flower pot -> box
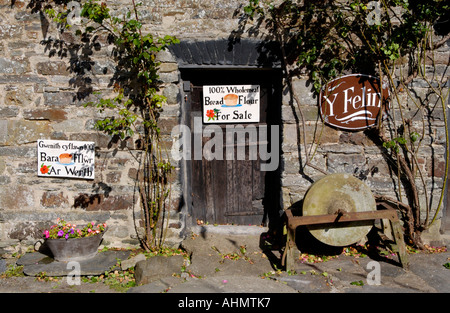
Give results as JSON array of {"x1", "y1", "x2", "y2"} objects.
[{"x1": 45, "y1": 231, "x2": 105, "y2": 262}]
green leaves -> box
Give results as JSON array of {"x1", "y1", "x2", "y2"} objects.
[
  {"x1": 381, "y1": 42, "x2": 400, "y2": 61},
  {"x1": 248, "y1": 0, "x2": 448, "y2": 96},
  {"x1": 383, "y1": 136, "x2": 406, "y2": 153},
  {"x1": 71, "y1": 0, "x2": 178, "y2": 250},
  {"x1": 382, "y1": 132, "x2": 421, "y2": 153},
  {"x1": 243, "y1": 0, "x2": 262, "y2": 18},
  {"x1": 80, "y1": 0, "x2": 110, "y2": 24},
  {"x1": 78, "y1": 0, "x2": 179, "y2": 145},
  {"x1": 410, "y1": 132, "x2": 420, "y2": 143},
  {"x1": 350, "y1": 280, "x2": 364, "y2": 286}
]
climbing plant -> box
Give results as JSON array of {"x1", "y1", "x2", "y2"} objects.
[
  {"x1": 30, "y1": 0, "x2": 179, "y2": 251},
  {"x1": 240, "y1": 0, "x2": 450, "y2": 248}
]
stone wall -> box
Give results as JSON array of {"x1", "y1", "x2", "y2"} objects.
[
  {"x1": 0, "y1": 0, "x2": 193, "y2": 252},
  {"x1": 281, "y1": 74, "x2": 449, "y2": 233},
  {"x1": 0, "y1": 0, "x2": 448, "y2": 253}
]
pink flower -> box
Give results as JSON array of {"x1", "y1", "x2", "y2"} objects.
[
  {"x1": 88, "y1": 229, "x2": 92, "y2": 233},
  {"x1": 43, "y1": 230, "x2": 49, "y2": 239}
]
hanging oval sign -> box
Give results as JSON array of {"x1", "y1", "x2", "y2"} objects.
[{"x1": 319, "y1": 74, "x2": 389, "y2": 130}]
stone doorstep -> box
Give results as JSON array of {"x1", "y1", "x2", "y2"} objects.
[
  {"x1": 17, "y1": 250, "x2": 131, "y2": 277},
  {"x1": 190, "y1": 225, "x2": 268, "y2": 236}
]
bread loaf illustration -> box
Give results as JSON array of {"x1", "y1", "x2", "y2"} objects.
[
  {"x1": 59, "y1": 153, "x2": 73, "y2": 164},
  {"x1": 223, "y1": 93, "x2": 239, "y2": 106}
]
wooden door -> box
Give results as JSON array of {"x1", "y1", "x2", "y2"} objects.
[{"x1": 185, "y1": 70, "x2": 280, "y2": 226}]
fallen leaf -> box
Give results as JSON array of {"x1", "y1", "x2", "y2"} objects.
[{"x1": 350, "y1": 280, "x2": 364, "y2": 286}]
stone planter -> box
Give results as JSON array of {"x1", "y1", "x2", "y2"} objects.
[{"x1": 45, "y1": 230, "x2": 105, "y2": 262}]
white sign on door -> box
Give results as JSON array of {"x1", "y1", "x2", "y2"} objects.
[
  {"x1": 203, "y1": 85, "x2": 260, "y2": 124},
  {"x1": 38, "y1": 139, "x2": 95, "y2": 179}
]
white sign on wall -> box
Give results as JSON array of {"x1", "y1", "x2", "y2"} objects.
[
  {"x1": 37, "y1": 139, "x2": 95, "y2": 179},
  {"x1": 203, "y1": 85, "x2": 260, "y2": 124}
]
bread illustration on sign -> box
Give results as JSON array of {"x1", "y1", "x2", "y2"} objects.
[
  {"x1": 59, "y1": 153, "x2": 73, "y2": 164},
  {"x1": 223, "y1": 93, "x2": 239, "y2": 107}
]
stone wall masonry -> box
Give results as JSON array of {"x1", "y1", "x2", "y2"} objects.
[
  {"x1": 0, "y1": 0, "x2": 188, "y2": 253},
  {"x1": 281, "y1": 72, "x2": 449, "y2": 226},
  {"x1": 0, "y1": 0, "x2": 448, "y2": 253}
]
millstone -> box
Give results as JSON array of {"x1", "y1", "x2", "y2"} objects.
[{"x1": 302, "y1": 173, "x2": 376, "y2": 246}]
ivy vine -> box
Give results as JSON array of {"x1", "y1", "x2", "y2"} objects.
[{"x1": 240, "y1": 0, "x2": 450, "y2": 248}]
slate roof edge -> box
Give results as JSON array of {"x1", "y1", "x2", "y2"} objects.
[{"x1": 169, "y1": 39, "x2": 282, "y2": 69}]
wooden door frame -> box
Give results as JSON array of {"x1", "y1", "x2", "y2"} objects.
[
  {"x1": 444, "y1": 105, "x2": 450, "y2": 233},
  {"x1": 179, "y1": 68, "x2": 282, "y2": 229}
]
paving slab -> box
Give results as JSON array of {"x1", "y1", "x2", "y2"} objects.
[
  {"x1": 17, "y1": 250, "x2": 131, "y2": 276},
  {"x1": 407, "y1": 252, "x2": 450, "y2": 292},
  {"x1": 276, "y1": 274, "x2": 332, "y2": 292},
  {"x1": 1, "y1": 229, "x2": 449, "y2": 294},
  {"x1": 127, "y1": 230, "x2": 450, "y2": 294},
  {"x1": 168, "y1": 275, "x2": 298, "y2": 293},
  {"x1": 0, "y1": 275, "x2": 119, "y2": 293},
  {"x1": 129, "y1": 275, "x2": 298, "y2": 293},
  {"x1": 128, "y1": 276, "x2": 184, "y2": 293},
  {"x1": 0, "y1": 259, "x2": 6, "y2": 274},
  {"x1": 282, "y1": 251, "x2": 450, "y2": 293}
]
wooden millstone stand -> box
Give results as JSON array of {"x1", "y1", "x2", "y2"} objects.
[{"x1": 281, "y1": 174, "x2": 409, "y2": 271}]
